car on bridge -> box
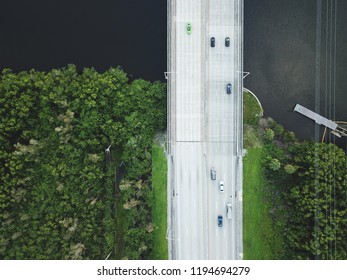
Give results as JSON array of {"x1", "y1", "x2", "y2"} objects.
[
  {"x1": 226, "y1": 83, "x2": 232, "y2": 94},
  {"x1": 210, "y1": 37, "x2": 215, "y2": 47},
  {"x1": 218, "y1": 215, "x2": 223, "y2": 227},
  {"x1": 219, "y1": 181, "x2": 224, "y2": 192},
  {"x1": 225, "y1": 37, "x2": 230, "y2": 47},
  {"x1": 210, "y1": 168, "x2": 216, "y2": 180},
  {"x1": 226, "y1": 203, "x2": 232, "y2": 219},
  {"x1": 186, "y1": 23, "x2": 192, "y2": 34}
]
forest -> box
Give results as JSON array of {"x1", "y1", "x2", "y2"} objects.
[
  {"x1": 1, "y1": 65, "x2": 346, "y2": 260},
  {"x1": 261, "y1": 121, "x2": 347, "y2": 259},
  {"x1": 0, "y1": 65, "x2": 166, "y2": 259}
]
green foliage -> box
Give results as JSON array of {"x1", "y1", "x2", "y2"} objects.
[
  {"x1": 284, "y1": 142, "x2": 347, "y2": 259},
  {"x1": 243, "y1": 125, "x2": 263, "y2": 149},
  {"x1": 260, "y1": 120, "x2": 347, "y2": 259},
  {"x1": 268, "y1": 158, "x2": 281, "y2": 171},
  {"x1": 263, "y1": 128, "x2": 275, "y2": 142},
  {"x1": 119, "y1": 179, "x2": 154, "y2": 259},
  {"x1": 151, "y1": 143, "x2": 168, "y2": 259},
  {"x1": 0, "y1": 65, "x2": 166, "y2": 259},
  {"x1": 120, "y1": 80, "x2": 166, "y2": 180},
  {"x1": 245, "y1": 111, "x2": 347, "y2": 260},
  {"x1": 272, "y1": 123, "x2": 284, "y2": 137},
  {"x1": 267, "y1": 119, "x2": 297, "y2": 144},
  {"x1": 243, "y1": 148, "x2": 287, "y2": 259},
  {"x1": 284, "y1": 164, "x2": 297, "y2": 174},
  {"x1": 263, "y1": 142, "x2": 287, "y2": 178},
  {"x1": 283, "y1": 131, "x2": 297, "y2": 143},
  {"x1": 243, "y1": 91, "x2": 263, "y2": 125}
]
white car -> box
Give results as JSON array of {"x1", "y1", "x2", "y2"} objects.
[{"x1": 219, "y1": 181, "x2": 224, "y2": 192}]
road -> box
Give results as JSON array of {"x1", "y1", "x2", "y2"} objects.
[{"x1": 167, "y1": 0, "x2": 243, "y2": 260}]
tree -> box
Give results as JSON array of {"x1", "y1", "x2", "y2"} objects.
[
  {"x1": 284, "y1": 142, "x2": 347, "y2": 259},
  {"x1": 264, "y1": 128, "x2": 275, "y2": 142},
  {"x1": 268, "y1": 158, "x2": 281, "y2": 171},
  {"x1": 0, "y1": 65, "x2": 166, "y2": 259},
  {"x1": 284, "y1": 164, "x2": 298, "y2": 174}
]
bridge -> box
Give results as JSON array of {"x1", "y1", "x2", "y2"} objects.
[{"x1": 167, "y1": 0, "x2": 244, "y2": 260}]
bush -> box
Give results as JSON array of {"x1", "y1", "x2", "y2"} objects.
[
  {"x1": 284, "y1": 164, "x2": 297, "y2": 174},
  {"x1": 273, "y1": 124, "x2": 285, "y2": 137},
  {"x1": 268, "y1": 158, "x2": 281, "y2": 171},
  {"x1": 264, "y1": 128, "x2": 275, "y2": 142}
]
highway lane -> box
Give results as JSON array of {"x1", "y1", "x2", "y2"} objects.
[
  {"x1": 174, "y1": 143, "x2": 208, "y2": 259},
  {"x1": 206, "y1": 0, "x2": 237, "y2": 260},
  {"x1": 167, "y1": 0, "x2": 243, "y2": 260},
  {"x1": 175, "y1": 0, "x2": 203, "y2": 142},
  {"x1": 171, "y1": 0, "x2": 207, "y2": 260}
]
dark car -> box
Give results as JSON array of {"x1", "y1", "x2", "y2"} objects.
[
  {"x1": 226, "y1": 83, "x2": 232, "y2": 94},
  {"x1": 225, "y1": 37, "x2": 230, "y2": 47},
  {"x1": 210, "y1": 37, "x2": 215, "y2": 47},
  {"x1": 218, "y1": 215, "x2": 223, "y2": 227}
]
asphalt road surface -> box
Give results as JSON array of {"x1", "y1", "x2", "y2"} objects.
[{"x1": 167, "y1": 0, "x2": 243, "y2": 260}]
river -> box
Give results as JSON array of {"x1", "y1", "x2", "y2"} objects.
[
  {"x1": 0, "y1": 0, "x2": 345, "y2": 148},
  {"x1": 244, "y1": 0, "x2": 347, "y2": 148}
]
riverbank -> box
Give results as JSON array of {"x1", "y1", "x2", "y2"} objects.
[{"x1": 243, "y1": 90, "x2": 286, "y2": 259}]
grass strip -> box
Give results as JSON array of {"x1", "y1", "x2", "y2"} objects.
[{"x1": 151, "y1": 144, "x2": 168, "y2": 259}]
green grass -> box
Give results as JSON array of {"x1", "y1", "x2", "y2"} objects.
[
  {"x1": 243, "y1": 148, "x2": 285, "y2": 259},
  {"x1": 242, "y1": 91, "x2": 287, "y2": 259},
  {"x1": 243, "y1": 148, "x2": 270, "y2": 259},
  {"x1": 243, "y1": 91, "x2": 263, "y2": 125},
  {"x1": 243, "y1": 90, "x2": 264, "y2": 149},
  {"x1": 243, "y1": 125, "x2": 262, "y2": 148},
  {"x1": 151, "y1": 144, "x2": 168, "y2": 259}
]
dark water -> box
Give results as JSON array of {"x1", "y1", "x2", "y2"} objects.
[
  {"x1": 0, "y1": 0, "x2": 346, "y2": 147},
  {"x1": 0, "y1": 0, "x2": 167, "y2": 82},
  {"x1": 244, "y1": 0, "x2": 347, "y2": 148}
]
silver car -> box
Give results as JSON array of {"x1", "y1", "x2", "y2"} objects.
[
  {"x1": 226, "y1": 203, "x2": 232, "y2": 219},
  {"x1": 210, "y1": 168, "x2": 216, "y2": 180}
]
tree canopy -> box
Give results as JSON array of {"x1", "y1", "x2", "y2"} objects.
[
  {"x1": 0, "y1": 65, "x2": 166, "y2": 259},
  {"x1": 260, "y1": 119, "x2": 347, "y2": 259},
  {"x1": 285, "y1": 142, "x2": 347, "y2": 259}
]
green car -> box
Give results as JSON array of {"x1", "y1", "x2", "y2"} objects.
[{"x1": 186, "y1": 23, "x2": 192, "y2": 34}]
